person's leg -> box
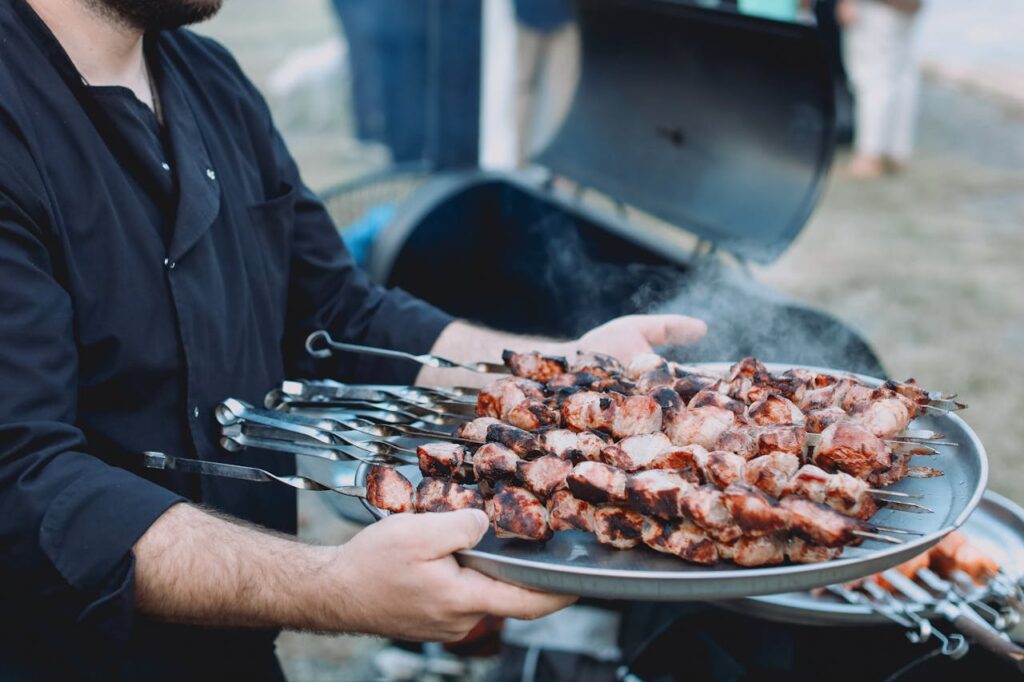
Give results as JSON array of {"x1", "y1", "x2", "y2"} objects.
[
  {"x1": 528, "y1": 22, "x2": 581, "y2": 159},
  {"x1": 886, "y1": 12, "x2": 921, "y2": 168},
  {"x1": 516, "y1": 26, "x2": 545, "y2": 163},
  {"x1": 843, "y1": 2, "x2": 898, "y2": 177}
]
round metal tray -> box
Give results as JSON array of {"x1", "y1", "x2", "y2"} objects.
[
  {"x1": 342, "y1": 363, "x2": 988, "y2": 601},
  {"x1": 722, "y1": 490, "x2": 1024, "y2": 625}
]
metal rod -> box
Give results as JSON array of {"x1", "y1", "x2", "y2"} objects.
[{"x1": 304, "y1": 330, "x2": 510, "y2": 374}]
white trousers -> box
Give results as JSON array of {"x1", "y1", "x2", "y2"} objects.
[{"x1": 843, "y1": 2, "x2": 921, "y2": 160}]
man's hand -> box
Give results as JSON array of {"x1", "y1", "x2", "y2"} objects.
[
  {"x1": 331, "y1": 509, "x2": 577, "y2": 641},
  {"x1": 568, "y1": 314, "x2": 707, "y2": 367}
]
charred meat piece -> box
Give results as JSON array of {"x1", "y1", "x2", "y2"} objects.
[
  {"x1": 472, "y1": 442, "x2": 521, "y2": 482},
  {"x1": 765, "y1": 369, "x2": 812, "y2": 404},
  {"x1": 414, "y1": 477, "x2": 485, "y2": 513},
  {"x1": 635, "y1": 367, "x2": 676, "y2": 394},
  {"x1": 486, "y1": 423, "x2": 545, "y2": 457},
  {"x1": 547, "y1": 372, "x2": 604, "y2": 392},
  {"x1": 664, "y1": 405, "x2": 736, "y2": 450},
  {"x1": 455, "y1": 416, "x2": 503, "y2": 442},
  {"x1": 416, "y1": 442, "x2": 468, "y2": 479},
  {"x1": 930, "y1": 530, "x2": 999, "y2": 584},
  {"x1": 688, "y1": 389, "x2": 745, "y2": 417},
  {"x1": 365, "y1": 465, "x2": 415, "y2": 513},
  {"x1": 592, "y1": 506, "x2": 645, "y2": 549},
  {"x1": 566, "y1": 461, "x2": 628, "y2": 505},
  {"x1": 782, "y1": 464, "x2": 878, "y2": 521},
  {"x1": 813, "y1": 420, "x2": 891, "y2": 480},
  {"x1": 570, "y1": 351, "x2": 625, "y2": 378},
  {"x1": 601, "y1": 432, "x2": 672, "y2": 471},
  {"x1": 867, "y1": 450, "x2": 910, "y2": 487},
  {"x1": 717, "y1": 535, "x2": 785, "y2": 567},
  {"x1": 516, "y1": 455, "x2": 572, "y2": 499},
  {"x1": 804, "y1": 407, "x2": 848, "y2": 434},
  {"x1": 754, "y1": 425, "x2": 806, "y2": 457},
  {"x1": 721, "y1": 483, "x2": 791, "y2": 537},
  {"x1": 642, "y1": 518, "x2": 719, "y2": 564},
  {"x1": 785, "y1": 536, "x2": 842, "y2": 563},
  {"x1": 699, "y1": 450, "x2": 747, "y2": 489},
  {"x1": 728, "y1": 356, "x2": 771, "y2": 386},
  {"x1": 610, "y1": 394, "x2": 663, "y2": 439},
  {"x1": 547, "y1": 490, "x2": 596, "y2": 532},
  {"x1": 849, "y1": 397, "x2": 913, "y2": 440},
  {"x1": 672, "y1": 374, "x2": 718, "y2": 402},
  {"x1": 577, "y1": 431, "x2": 611, "y2": 461},
  {"x1": 625, "y1": 469, "x2": 694, "y2": 519},
  {"x1": 679, "y1": 485, "x2": 742, "y2": 543},
  {"x1": 627, "y1": 353, "x2": 670, "y2": 380},
  {"x1": 779, "y1": 496, "x2": 867, "y2": 548},
  {"x1": 562, "y1": 391, "x2": 618, "y2": 433},
  {"x1": 883, "y1": 378, "x2": 930, "y2": 415},
  {"x1": 647, "y1": 444, "x2": 706, "y2": 472},
  {"x1": 743, "y1": 451, "x2": 800, "y2": 498},
  {"x1": 714, "y1": 427, "x2": 760, "y2": 460},
  {"x1": 798, "y1": 376, "x2": 857, "y2": 412},
  {"x1": 502, "y1": 350, "x2": 568, "y2": 383},
  {"x1": 647, "y1": 385, "x2": 684, "y2": 418},
  {"x1": 505, "y1": 398, "x2": 562, "y2": 431},
  {"x1": 746, "y1": 393, "x2": 805, "y2": 427},
  {"x1": 476, "y1": 377, "x2": 545, "y2": 419},
  {"x1": 839, "y1": 382, "x2": 877, "y2": 413},
  {"x1": 539, "y1": 428, "x2": 583, "y2": 460},
  {"x1": 487, "y1": 483, "x2": 552, "y2": 541}
]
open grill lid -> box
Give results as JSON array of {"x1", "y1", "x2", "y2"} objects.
[{"x1": 534, "y1": 0, "x2": 835, "y2": 264}]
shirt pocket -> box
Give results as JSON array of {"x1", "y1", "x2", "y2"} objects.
[{"x1": 246, "y1": 182, "x2": 296, "y2": 318}]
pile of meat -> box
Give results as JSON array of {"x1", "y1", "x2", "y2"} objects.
[{"x1": 365, "y1": 352, "x2": 944, "y2": 568}]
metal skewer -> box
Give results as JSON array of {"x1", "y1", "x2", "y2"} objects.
[{"x1": 305, "y1": 330, "x2": 511, "y2": 374}]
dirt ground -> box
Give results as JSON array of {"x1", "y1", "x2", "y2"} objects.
[{"x1": 196, "y1": 2, "x2": 1024, "y2": 679}]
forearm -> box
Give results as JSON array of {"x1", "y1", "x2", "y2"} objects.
[
  {"x1": 133, "y1": 503, "x2": 342, "y2": 631},
  {"x1": 416, "y1": 320, "x2": 568, "y2": 388}
]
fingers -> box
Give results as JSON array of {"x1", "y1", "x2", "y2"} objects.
[
  {"x1": 381, "y1": 509, "x2": 490, "y2": 559},
  {"x1": 456, "y1": 568, "x2": 578, "y2": 620},
  {"x1": 630, "y1": 314, "x2": 707, "y2": 346}
]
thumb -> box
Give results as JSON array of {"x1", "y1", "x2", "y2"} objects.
[
  {"x1": 635, "y1": 314, "x2": 707, "y2": 346},
  {"x1": 406, "y1": 508, "x2": 490, "y2": 559}
]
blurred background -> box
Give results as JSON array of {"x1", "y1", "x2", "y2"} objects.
[{"x1": 198, "y1": 0, "x2": 1022, "y2": 678}]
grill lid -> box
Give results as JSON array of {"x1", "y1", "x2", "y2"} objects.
[{"x1": 534, "y1": 0, "x2": 835, "y2": 264}]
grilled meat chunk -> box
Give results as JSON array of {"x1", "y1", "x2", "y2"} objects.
[
  {"x1": 570, "y1": 351, "x2": 625, "y2": 378},
  {"x1": 365, "y1": 465, "x2": 415, "y2": 513},
  {"x1": 476, "y1": 377, "x2": 545, "y2": 419},
  {"x1": 717, "y1": 535, "x2": 785, "y2": 567},
  {"x1": 486, "y1": 423, "x2": 544, "y2": 457},
  {"x1": 688, "y1": 389, "x2": 745, "y2": 417},
  {"x1": 779, "y1": 496, "x2": 867, "y2": 547},
  {"x1": 487, "y1": 484, "x2": 552, "y2": 541},
  {"x1": 728, "y1": 356, "x2": 771, "y2": 386},
  {"x1": 472, "y1": 442, "x2": 521, "y2": 482},
  {"x1": 714, "y1": 427, "x2": 760, "y2": 460},
  {"x1": 502, "y1": 350, "x2": 568, "y2": 382},
  {"x1": 539, "y1": 428, "x2": 584, "y2": 460},
  {"x1": 785, "y1": 536, "x2": 843, "y2": 563},
  {"x1": 516, "y1": 455, "x2": 572, "y2": 499},
  {"x1": 625, "y1": 469, "x2": 694, "y2": 519},
  {"x1": 672, "y1": 374, "x2": 717, "y2": 402},
  {"x1": 679, "y1": 485, "x2": 742, "y2": 543},
  {"x1": 753, "y1": 425, "x2": 806, "y2": 457},
  {"x1": 566, "y1": 461, "x2": 628, "y2": 505},
  {"x1": 414, "y1": 477, "x2": 485, "y2": 513},
  {"x1": 635, "y1": 367, "x2": 676, "y2": 394},
  {"x1": 746, "y1": 393, "x2": 805, "y2": 427},
  {"x1": 593, "y1": 506, "x2": 644, "y2": 549},
  {"x1": 743, "y1": 451, "x2": 800, "y2": 498},
  {"x1": 642, "y1": 518, "x2": 719, "y2": 564},
  {"x1": 416, "y1": 442, "x2": 468, "y2": 479},
  {"x1": 664, "y1": 406, "x2": 735, "y2": 450},
  {"x1": 849, "y1": 397, "x2": 913, "y2": 439},
  {"x1": 562, "y1": 391, "x2": 618, "y2": 433},
  {"x1": 699, "y1": 450, "x2": 747, "y2": 489},
  {"x1": 455, "y1": 417, "x2": 503, "y2": 442},
  {"x1": 721, "y1": 483, "x2": 791, "y2": 537},
  {"x1": 547, "y1": 372, "x2": 604, "y2": 392},
  {"x1": 813, "y1": 420, "x2": 891, "y2": 480},
  {"x1": 804, "y1": 407, "x2": 847, "y2": 434},
  {"x1": 600, "y1": 432, "x2": 672, "y2": 472},
  {"x1": 609, "y1": 394, "x2": 662, "y2": 439},
  {"x1": 647, "y1": 385, "x2": 684, "y2": 418},
  {"x1": 782, "y1": 464, "x2": 877, "y2": 520},
  {"x1": 627, "y1": 353, "x2": 670, "y2": 379},
  {"x1": 547, "y1": 490, "x2": 596, "y2": 532},
  {"x1": 505, "y1": 398, "x2": 562, "y2": 431}
]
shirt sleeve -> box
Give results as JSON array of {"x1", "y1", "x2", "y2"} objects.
[
  {"x1": 0, "y1": 175, "x2": 185, "y2": 650},
  {"x1": 268, "y1": 124, "x2": 455, "y2": 385}
]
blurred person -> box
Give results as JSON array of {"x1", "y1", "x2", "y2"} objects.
[
  {"x1": 513, "y1": 0, "x2": 580, "y2": 163},
  {"x1": 838, "y1": 0, "x2": 924, "y2": 177},
  {"x1": 0, "y1": 0, "x2": 710, "y2": 679}
]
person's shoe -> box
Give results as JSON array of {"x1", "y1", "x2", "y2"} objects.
[{"x1": 845, "y1": 155, "x2": 886, "y2": 179}]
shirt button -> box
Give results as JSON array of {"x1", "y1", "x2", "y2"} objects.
[
  {"x1": 161, "y1": 162, "x2": 171, "y2": 171},
  {"x1": 163, "y1": 258, "x2": 176, "y2": 270},
  {"x1": 206, "y1": 168, "x2": 216, "y2": 181},
  {"x1": 193, "y1": 406, "x2": 200, "y2": 418}
]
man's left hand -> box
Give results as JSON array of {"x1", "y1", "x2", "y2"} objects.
[{"x1": 566, "y1": 314, "x2": 707, "y2": 366}]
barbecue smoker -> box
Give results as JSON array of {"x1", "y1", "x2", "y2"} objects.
[{"x1": 362, "y1": 0, "x2": 886, "y2": 377}]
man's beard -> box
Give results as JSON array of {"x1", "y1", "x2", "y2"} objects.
[{"x1": 87, "y1": 0, "x2": 224, "y2": 31}]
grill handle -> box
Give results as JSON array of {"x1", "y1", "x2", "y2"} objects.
[{"x1": 947, "y1": 609, "x2": 1024, "y2": 673}]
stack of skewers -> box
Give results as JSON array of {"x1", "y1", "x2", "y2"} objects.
[{"x1": 221, "y1": 350, "x2": 966, "y2": 569}]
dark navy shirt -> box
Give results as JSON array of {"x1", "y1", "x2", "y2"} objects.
[{"x1": 0, "y1": 1, "x2": 453, "y2": 678}]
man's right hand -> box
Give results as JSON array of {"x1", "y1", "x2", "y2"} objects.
[{"x1": 328, "y1": 509, "x2": 577, "y2": 641}]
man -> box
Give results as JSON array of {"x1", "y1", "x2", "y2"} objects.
[{"x1": 0, "y1": 0, "x2": 707, "y2": 679}]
